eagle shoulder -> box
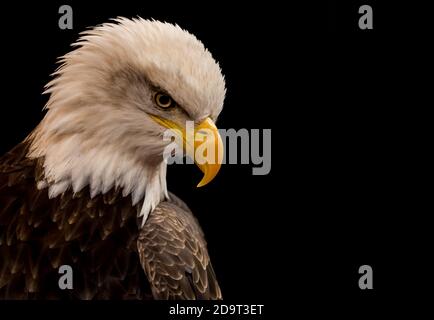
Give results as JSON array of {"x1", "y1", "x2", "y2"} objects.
[{"x1": 138, "y1": 197, "x2": 222, "y2": 300}]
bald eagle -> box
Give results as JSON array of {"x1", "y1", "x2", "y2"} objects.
[{"x1": 0, "y1": 18, "x2": 225, "y2": 300}]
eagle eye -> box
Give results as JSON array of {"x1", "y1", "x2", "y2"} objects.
[{"x1": 154, "y1": 92, "x2": 176, "y2": 109}]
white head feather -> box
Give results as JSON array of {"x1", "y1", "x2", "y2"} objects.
[{"x1": 27, "y1": 18, "x2": 226, "y2": 225}]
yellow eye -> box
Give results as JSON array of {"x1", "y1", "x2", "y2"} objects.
[{"x1": 154, "y1": 92, "x2": 175, "y2": 109}]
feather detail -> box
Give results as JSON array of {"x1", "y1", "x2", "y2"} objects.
[{"x1": 137, "y1": 197, "x2": 222, "y2": 300}]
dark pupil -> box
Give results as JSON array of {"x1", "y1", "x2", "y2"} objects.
[{"x1": 158, "y1": 95, "x2": 171, "y2": 106}]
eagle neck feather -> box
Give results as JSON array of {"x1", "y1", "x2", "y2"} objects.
[{"x1": 26, "y1": 131, "x2": 168, "y2": 226}]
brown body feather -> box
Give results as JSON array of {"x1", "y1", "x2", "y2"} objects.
[{"x1": 0, "y1": 141, "x2": 221, "y2": 299}]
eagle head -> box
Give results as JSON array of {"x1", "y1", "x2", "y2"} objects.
[{"x1": 27, "y1": 18, "x2": 226, "y2": 223}]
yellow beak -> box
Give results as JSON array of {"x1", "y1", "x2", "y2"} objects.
[{"x1": 150, "y1": 116, "x2": 223, "y2": 187}]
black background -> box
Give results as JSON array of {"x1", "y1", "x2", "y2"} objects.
[{"x1": 0, "y1": 0, "x2": 430, "y2": 317}]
